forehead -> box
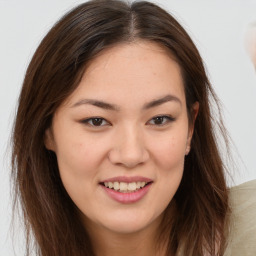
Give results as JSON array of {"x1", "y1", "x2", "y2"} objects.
[{"x1": 66, "y1": 40, "x2": 185, "y2": 107}]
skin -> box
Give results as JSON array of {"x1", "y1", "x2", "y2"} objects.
[
  {"x1": 245, "y1": 25, "x2": 256, "y2": 69},
  {"x1": 45, "y1": 41, "x2": 199, "y2": 256},
  {"x1": 245, "y1": 23, "x2": 256, "y2": 70}
]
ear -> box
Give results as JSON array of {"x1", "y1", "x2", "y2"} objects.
[
  {"x1": 44, "y1": 128, "x2": 55, "y2": 151},
  {"x1": 185, "y1": 102, "x2": 199, "y2": 155}
]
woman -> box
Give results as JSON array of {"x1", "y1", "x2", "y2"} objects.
[{"x1": 12, "y1": 0, "x2": 231, "y2": 255}]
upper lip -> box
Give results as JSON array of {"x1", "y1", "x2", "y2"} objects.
[{"x1": 100, "y1": 176, "x2": 153, "y2": 183}]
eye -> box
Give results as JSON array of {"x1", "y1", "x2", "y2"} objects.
[
  {"x1": 147, "y1": 115, "x2": 175, "y2": 126},
  {"x1": 81, "y1": 117, "x2": 110, "y2": 127}
]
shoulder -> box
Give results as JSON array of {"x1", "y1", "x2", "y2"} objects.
[{"x1": 224, "y1": 179, "x2": 256, "y2": 256}]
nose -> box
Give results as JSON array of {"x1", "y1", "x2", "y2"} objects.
[{"x1": 108, "y1": 126, "x2": 149, "y2": 168}]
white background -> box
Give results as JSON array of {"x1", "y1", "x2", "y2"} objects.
[{"x1": 1, "y1": 0, "x2": 256, "y2": 255}]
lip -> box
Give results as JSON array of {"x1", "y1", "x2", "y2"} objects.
[
  {"x1": 99, "y1": 176, "x2": 153, "y2": 204},
  {"x1": 100, "y1": 182, "x2": 152, "y2": 204},
  {"x1": 101, "y1": 176, "x2": 153, "y2": 183}
]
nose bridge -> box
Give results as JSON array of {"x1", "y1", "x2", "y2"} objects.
[
  {"x1": 121, "y1": 124, "x2": 141, "y2": 151},
  {"x1": 109, "y1": 122, "x2": 149, "y2": 168}
]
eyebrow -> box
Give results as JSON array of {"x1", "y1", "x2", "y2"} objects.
[
  {"x1": 71, "y1": 94, "x2": 181, "y2": 111},
  {"x1": 143, "y1": 94, "x2": 181, "y2": 110},
  {"x1": 71, "y1": 99, "x2": 120, "y2": 111}
]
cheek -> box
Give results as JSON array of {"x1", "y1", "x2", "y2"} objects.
[
  {"x1": 54, "y1": 135, "x2": 107, "y2": 208},
  {"x1": 149, "y1": 131, "x2": 187, "y2": 170},
  {"x1": 148, "y1": 131, "x2": 187, "y2": 209},
  {"x1": 54, "y1": 129, "x2": 106, "y2": 175},
  {"x1": 53, "y1": 135, "x2": 108, "y2": 202}
]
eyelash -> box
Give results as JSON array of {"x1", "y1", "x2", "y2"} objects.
[
  {"x1": 147, "y1": 115, "x2": 175, "y2": 126},
  {"x1": 80, "y1": 115, "x2": 175, "y2": 127},
  {"x1": 80, "y1": 117, "x2": 110, "y2": 127}
]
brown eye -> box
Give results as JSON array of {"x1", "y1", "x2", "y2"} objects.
[
  {"x1": 81, "y1": 117, "x2": 110, "y2": 127},
  {"x1": 91, "y1": 118, "x2": 104, "y2": 126},
  {"x1": 148, "y1": 115, "x2": 175, "y2": 126},
  {"x1": 153, "y1": 117, "x2": 165, "y2": 125}
]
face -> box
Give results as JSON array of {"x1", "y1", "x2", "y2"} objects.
[{"x1": 45, "y1": 41, "x2": 198, "y2": 237}]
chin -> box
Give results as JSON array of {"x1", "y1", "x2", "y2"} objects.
[
  {"x1": 97, "y1": 210, "x2": 162, "y2": 235},
  {"x1": 103, "y1": 221, "x2": 150, "y2": 235}
]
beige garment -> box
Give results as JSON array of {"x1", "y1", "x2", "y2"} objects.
[
  {"x1": 177, "y1": 180, "x2": 256, "y2": 256},
  {"x1": 224, "y1": 179, "x2": 256, "y2": 256}
]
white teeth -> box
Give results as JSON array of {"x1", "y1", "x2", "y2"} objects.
[
  {"x1": 128, "y1": 182, "x2": 136, "y2": 191},
  {"x1": 113, "y1": 182, "x2": 119, "y2": 190},
  {"x1": 120, "y1": 182, "x2": 128, "y2": 191},
  {"x1": 103, "y1": 181, "x2": 149, "y2": 192}
]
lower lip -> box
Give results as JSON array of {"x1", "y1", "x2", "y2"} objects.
[{"x1": 100, "y1": 183, "x2": 152, "y2": 204}]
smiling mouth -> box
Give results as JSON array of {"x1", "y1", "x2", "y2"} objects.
[{"x1": 100, "y1": 181, "x2": 152, "y2": 193}]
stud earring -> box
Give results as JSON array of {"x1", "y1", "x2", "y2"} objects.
[{"x1": 185, "y1": 145, "x2": 190, "y2": 156}]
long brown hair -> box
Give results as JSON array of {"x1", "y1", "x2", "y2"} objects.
[{"x1": 12, "y1": 0, "x2": 230, "y2": 255}]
